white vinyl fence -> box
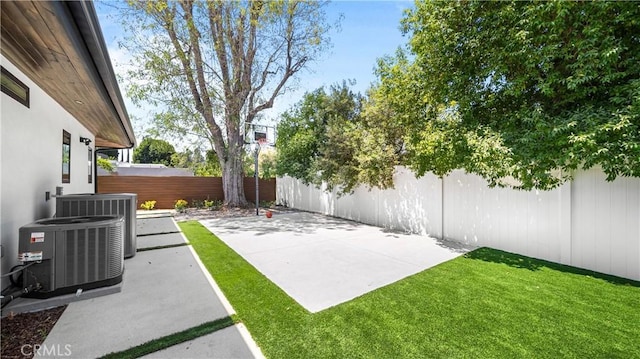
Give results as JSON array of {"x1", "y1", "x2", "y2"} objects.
[{"x1": 277, "y1": 166, "x2": 640, "y2": 281}]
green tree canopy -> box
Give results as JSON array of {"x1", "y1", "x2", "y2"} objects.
[
  {"x1": 383, "y1": 0, "x2": 640, "y2": 190},
  {"x1": 97, "y1": 157, "x2": 115, "y2": 172},
  {"x1": 169, "y1": 147, "x2": 222, "y2": 176},
  {"x1": 273, "y1": 1, "x2": 640, "y2": 193},
  {"x1": 277, "y1": 80, "x2": 406, "y2": 193},
  {"x1": 245, "y1": 149, "x2": 277, "y2": 179},
  {"x1": 133, "y1": 137, "x2": 176, "y2": 166}
]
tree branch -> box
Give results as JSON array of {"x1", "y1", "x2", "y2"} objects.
[
  {"x1": 248, "y1": 3, "x2": 308, "y2": 120},
  {"x1": 179, "y1": 0, "x2": 226, "y2": 154},
  {"x1": 207, "y1": 2, "x2": 232, "y2": 99}
]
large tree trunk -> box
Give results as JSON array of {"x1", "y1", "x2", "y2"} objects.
[
  {"x1": 220, "y1": 128, "x2": 248, "y2": 207},
  {"x1": 222, "y1": 155, "x2": 248, "y2": 207}
]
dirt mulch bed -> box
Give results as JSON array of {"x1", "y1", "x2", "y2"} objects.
[
  {"x1": 1, "y1": 306, "x2": 66, "y2": 359},
  {"x1": 172, "y1": 205, "x2": 294, "y2": 222}
]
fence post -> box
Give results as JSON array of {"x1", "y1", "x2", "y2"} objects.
[{"x1": 559, "y1": 180, "x2": 572, "y2": 265}]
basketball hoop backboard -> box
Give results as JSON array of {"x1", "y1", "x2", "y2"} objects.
[{"x1": 245, "y1": 123, "x2": 276, "y2": 147}]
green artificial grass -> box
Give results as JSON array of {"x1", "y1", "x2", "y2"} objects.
[
  {"x1": 100, "y1": 316, "x2": 236, "y2": 359},
  {"x1": 180, "y1": 221, "x2": 640, "y2": 359}
]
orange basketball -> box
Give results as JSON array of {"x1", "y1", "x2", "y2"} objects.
[{"x1": 265, "y1": 211, "x2": 273, "y2": 218}]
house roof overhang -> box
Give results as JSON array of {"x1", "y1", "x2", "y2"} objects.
[{"x1": 1, "y1": 1, "x2": 135, "y2": 149}]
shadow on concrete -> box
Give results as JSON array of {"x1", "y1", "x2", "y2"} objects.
[
  {"x1": 433, "y1": 237, "x2": 477, "y2": 254},
  {"x1": 205, "y1": 212, "x2": 476, "y2": 257},
  {"x1": 201, "y1": 212, "x2": 363, "y2": 237}
]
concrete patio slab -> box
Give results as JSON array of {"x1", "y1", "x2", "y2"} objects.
[
  {"x1": 201, "y1": 212, "x2": 474, "y2": 313},
  {"x1": 137, "y1": 216, "x2": 181, "y2": 236},
  {"x1": 39, "y1": 246, "x2": 231, "y2": 358},
  {"x1": 140, "y1": 324, "x2": 259, "y2": 359},
  {"x1": 137, "y1": 232, "x2": 187, "y2": 250}
]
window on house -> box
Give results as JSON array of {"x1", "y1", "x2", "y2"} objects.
[
  {"x1": 62, "y1": 130, "x2": 71, "y2": 183},
  {"x1": 88, "y1": 148, "x2": 93, "y2": 183},
  {"x1": 1, "y1": 66, "x2": 29, "y2": 107}
]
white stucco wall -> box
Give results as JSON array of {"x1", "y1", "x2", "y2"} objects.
[{"x1": 1, "y1": 55, "x2": 95, "y2": 289}]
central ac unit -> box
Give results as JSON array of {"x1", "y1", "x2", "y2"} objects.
[
  {"x1": 56, "y1": 193, "x2": 137, "y2": 258},
  {"x1": 18, "y1": 216, "x2": 124, "y2": 298}
]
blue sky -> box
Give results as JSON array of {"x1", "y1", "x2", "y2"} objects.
[{"x1": 95, "y1": 1, "x2": 413, "y2": 136}]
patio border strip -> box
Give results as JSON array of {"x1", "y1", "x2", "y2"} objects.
[
  {"x1": 98, "y1": 316, "x2": 237, "y2": 359},
  {"x1": 136, "y1": 243, "x2": 190, "y2": 252},
  {"x1": 137, "y1": 231, "x2": 181, "y2": 237}
]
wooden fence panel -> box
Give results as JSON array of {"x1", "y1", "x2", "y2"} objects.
[{"x1": 97, "y1": 176, "x2": 275, "y2": 209}]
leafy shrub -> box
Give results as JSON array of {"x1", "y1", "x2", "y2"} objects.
[
  {"x1": 204, "y1": 199, "x2": 223, "y2": 211},
  {"x1": 174, "y1": 199, "x2": 188, "y2": 213},
  {"x1": 191, "y1": 199, "x2": 204, "y2": 209},
  {"x1": 140, "y1": 200, "x2": 156, "y2": 210},
  {"x1": 260, "y1": 200, "x2": 275, "y2": 208}
]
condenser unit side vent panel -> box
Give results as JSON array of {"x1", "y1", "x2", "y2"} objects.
[{"x1": 56, "y1": 194, "x2": 137, "y2": 258}]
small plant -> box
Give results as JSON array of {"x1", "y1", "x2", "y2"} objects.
[
  {"x1": 191, "y1": 199, "x2": 204, "y2": 209},
  {"x1": 203, "y1": 199, "x2": 223, "y2": 211},
  {"x1": 140, "y1": 200, "x2": 156, "y2": 210},
  {"x1": 174, "y1": 199, "x2": 188, "y2": 213},
  {"x1": 260, "y1": 200, "x2": 275, "y2": 208}
]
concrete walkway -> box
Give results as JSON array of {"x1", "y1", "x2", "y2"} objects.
[
  {"x1": 39, "y1": 216, "x2": 262, "y2": 359},
  {"x1": 201, "y1": 212, "x2": 474, "y2": 313}
]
